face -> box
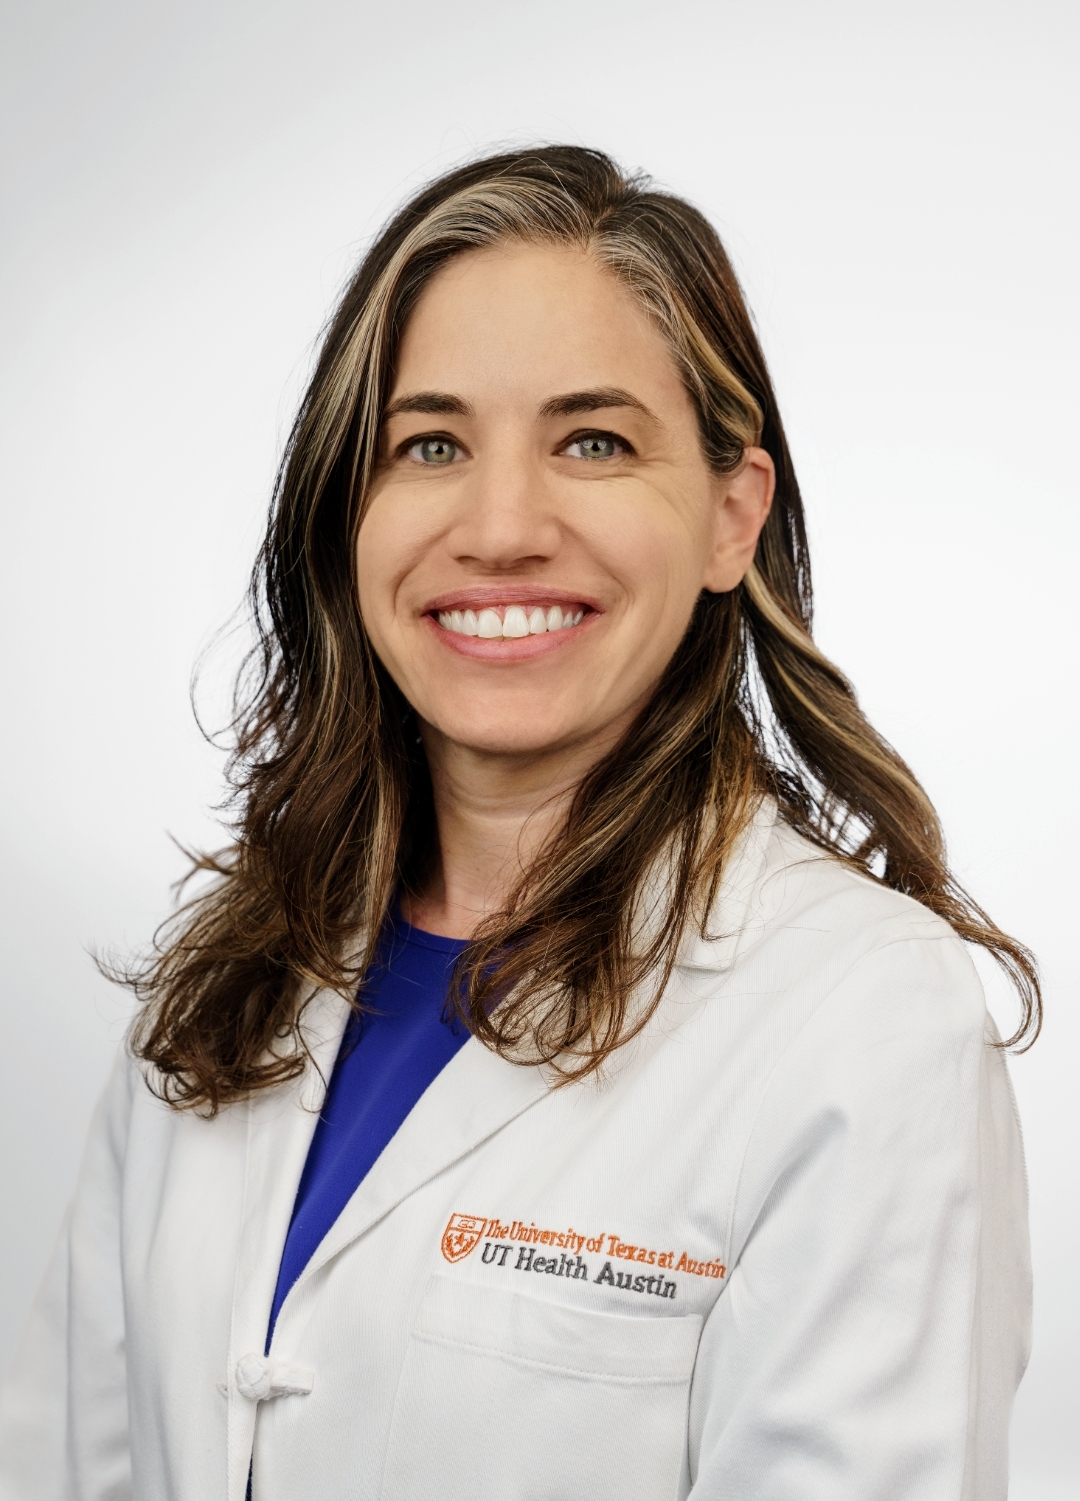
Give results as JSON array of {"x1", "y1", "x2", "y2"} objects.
[{"x1": 357, "y1": 242, "x2": 773, "y2": 765}]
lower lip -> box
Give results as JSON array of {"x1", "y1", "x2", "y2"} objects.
[{"x1": 422, "y1": 612, "x2": 597, "y2": 661}]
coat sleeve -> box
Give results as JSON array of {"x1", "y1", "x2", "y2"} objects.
[
  {"x1": 687, "y1": 932, "x2": 1031, "y2": 1501},
  {"x1": 0, "y1": 1051, "x2": 136, "y2": 1501}
]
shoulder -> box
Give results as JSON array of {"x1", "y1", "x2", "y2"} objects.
[
  {"x1": 683, "y1": 806, "x2": 987, "y2": 1049},
  {"x1": 762, "y1": 815, "x2": 961, "y2": 952},
  {"x1": 705, "y1": 823, "x2": 999, "y2": 1206}
]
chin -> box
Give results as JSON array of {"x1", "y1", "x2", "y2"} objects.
[
  {"x1": 424, "y1": 705, "x2": 588, "y2": 759},
  {"x1": 443, "y1": 728, "x2": 581, "y2": 758}
]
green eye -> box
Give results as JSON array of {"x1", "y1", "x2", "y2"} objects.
[
  {"x1": 568, "y1": 433, "x2": 621, "y2": 460},
  {"x1": 409, "y1": 437, "x2": 458, "y2": 464}
]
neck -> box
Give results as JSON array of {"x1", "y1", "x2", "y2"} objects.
[{"x1": 400, "y1": 723, "x2": 626, "y2": 939}]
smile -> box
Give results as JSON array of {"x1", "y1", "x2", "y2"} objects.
[{"x1": 435, "y1": 604, "x2": 586, "y2": 639}]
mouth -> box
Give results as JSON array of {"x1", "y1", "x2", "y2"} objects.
[
  {"x1": 434, "y1": 602, "x2": 586, "y2": 639},
  {"x1": 421, "y1": 590, "x2": 599, "y2": 660}
]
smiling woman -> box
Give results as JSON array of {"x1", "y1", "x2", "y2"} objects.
[
  {"x1": 358, "y1": 240, "x2": 776, "y2": 964},
  {"x1": 362, "y1": 246, "x2": 770, "y2": 732},
  {"x1": 0, "y1": 147, "x2": 1037, "y2": 1501}
]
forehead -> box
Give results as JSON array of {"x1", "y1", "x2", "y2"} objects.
[{"x1": 388, "y1": 241, "x2": 688, "y2": 411}]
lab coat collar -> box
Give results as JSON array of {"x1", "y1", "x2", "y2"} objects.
[
  {"x1": 674, "y1": 795, "x2": 779, "y2": 973},
  {"x1": 287, "y1": 1029, "x2": 551, "y2": 1316},
  {"x1": 271, "y1": 803, "x2": 780, "y2": 1323},
  {"x1": 231, "y1": 798, "x2": 780, "y2": 1414}
]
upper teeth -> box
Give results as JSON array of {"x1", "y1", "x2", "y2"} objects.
[{"x1": 436, "y1": 605, "x2": 585, "y2": 638}]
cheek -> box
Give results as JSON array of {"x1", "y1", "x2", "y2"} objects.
[
  {"x1": 578, "y1": 488, "x2": 709, "y2": 616},
  {"x1": 353, "y1": 530, "x2": 385, "y2": 648},
  {"x1": 354, "y1": 494, "x2": 424, "y2": 639}
]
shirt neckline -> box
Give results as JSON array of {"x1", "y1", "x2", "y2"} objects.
[{"x1": 389, "y1": 905, "x2": 471, "y2": 956}]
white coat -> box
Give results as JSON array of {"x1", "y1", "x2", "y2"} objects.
[{"x1": 0, "y1": 802, "x2": 1031, "y2": 1501}]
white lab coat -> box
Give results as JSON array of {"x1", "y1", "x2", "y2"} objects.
[{"x1": 0, "y1": 802, "x2": 1030, "y2": 1501}]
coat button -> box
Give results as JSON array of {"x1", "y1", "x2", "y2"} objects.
[{"x1": 235, "y1": 1353, "x2": 273, "y2": 1401}]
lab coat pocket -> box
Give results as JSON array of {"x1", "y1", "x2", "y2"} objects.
[{"x1": 379, "y1": 1275, "x2": 702, "y2": 1501}]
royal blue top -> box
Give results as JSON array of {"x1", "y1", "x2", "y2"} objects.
[{"x1": 266, "y1": 912, "x2": 471, "y2": 1343}]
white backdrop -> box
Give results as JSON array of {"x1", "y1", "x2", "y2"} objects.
[{"x1": 1, "y1": 0, "x2": 1076, "y2": 1494}]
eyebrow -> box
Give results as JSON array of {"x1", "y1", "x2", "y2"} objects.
[
  {"x1": 383, "y1": 391, "x2": 474, "y2": 419},
  {"x1": 382, "y1": 386, "x2": 657, "y2": 423},
  {"x1": 537, "y1": 387, "x2": 657, "y2": 421}
]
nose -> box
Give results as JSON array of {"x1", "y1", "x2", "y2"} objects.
[{"x1": 445, "y1": 449, "x2": 561, "y2": 572}]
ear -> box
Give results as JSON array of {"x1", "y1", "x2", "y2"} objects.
[{"x1": 701, "y1": 446, "x2": 775, "y2": 593}]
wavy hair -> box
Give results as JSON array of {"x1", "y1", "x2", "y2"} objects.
[{"x1": 123, "y1": 146, "x2": 1040, "y2": 1112}]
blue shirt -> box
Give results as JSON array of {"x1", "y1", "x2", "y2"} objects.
[{"x1": 267, "y1": 912, "x2": 470, "y2": 1343}]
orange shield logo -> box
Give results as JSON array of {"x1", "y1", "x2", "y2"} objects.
[{"x1": 441, "y1": 1212, "x2": 487, "y2": 1263}]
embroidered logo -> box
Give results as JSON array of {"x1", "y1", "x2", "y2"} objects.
[
  {"x1": 438, "y1": 1211, "x2": 725, "y2": 1297},
  {"x1": 441, "y1": 1212, "x2": 487, "y2": 1263}
]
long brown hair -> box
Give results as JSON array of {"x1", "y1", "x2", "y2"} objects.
[{"x1": 125, "y1": 146, "x2": 1039, "y2": 1113}]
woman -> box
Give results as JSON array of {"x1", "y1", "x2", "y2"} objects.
[{"x1": 0, "y1": 146, "x2": 1036, "y2": 1500}]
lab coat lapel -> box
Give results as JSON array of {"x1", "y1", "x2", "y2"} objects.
[
  {"x1": 226, "y1": 984, "x2": 351, "y2": 1501},
  {"x1": 676, "y1": 796, "x2": 778, "y2": 972},
  {"x1": 260, "y1": 802, "x2": 779, "y2": 1355},
  {"x1": 283, "y1": 1036, "x2": 550, "y2": 1308}
]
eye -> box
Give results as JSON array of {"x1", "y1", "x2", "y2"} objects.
[
  {"x1": 561, "y1": 431, "x2": 628, "y2": 461},
  {"x1": 407, "y1": 436, "x2": 460, "y2": 465}
]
